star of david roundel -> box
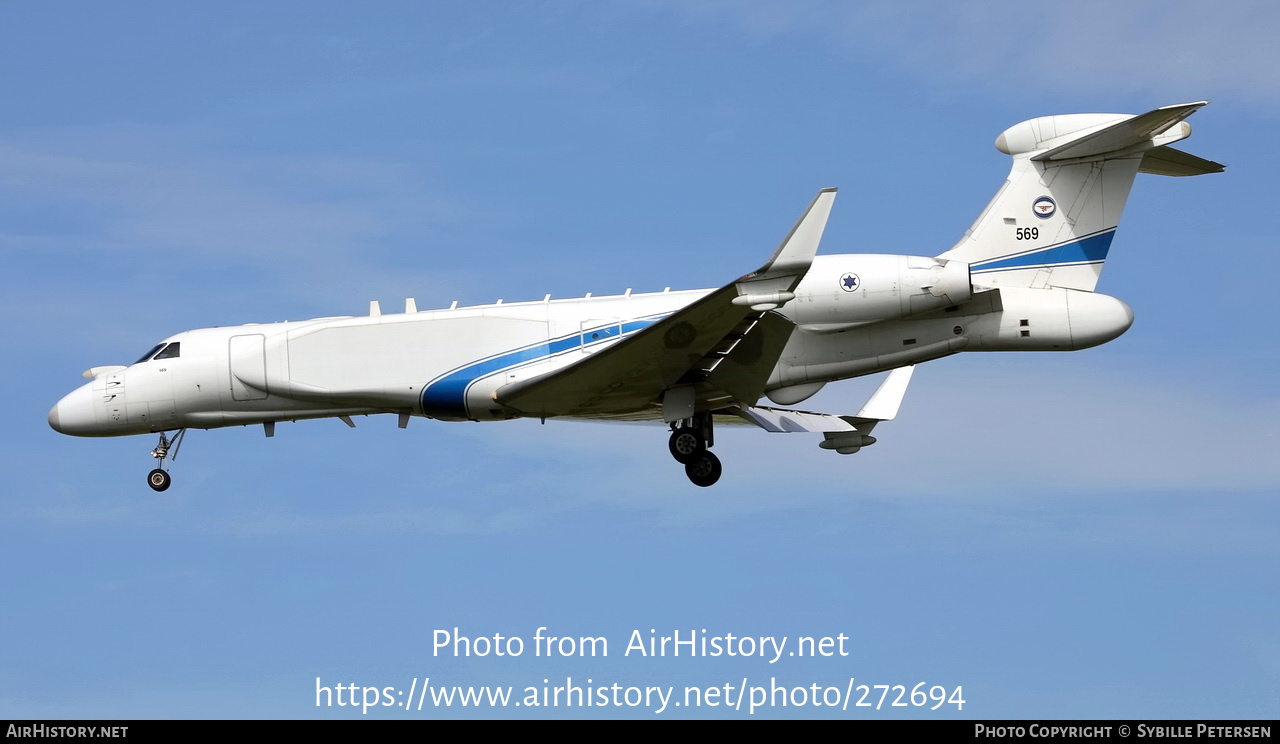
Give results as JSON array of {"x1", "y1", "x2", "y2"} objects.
[{"x1": 839, "y1": 273, "x2": 860, "y2": 292}]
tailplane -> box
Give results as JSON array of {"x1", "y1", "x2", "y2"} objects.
[{"x1": 939, "y1": 102, "x2": 1223, "y2": 292}]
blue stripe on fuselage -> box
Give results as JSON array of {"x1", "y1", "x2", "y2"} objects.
[
  {"x1": 420, "y1": 318, "x2": 661, "y2": 418},
  {"x1": 972, "y1": 230, "x2": 1116, "y2": 273}
]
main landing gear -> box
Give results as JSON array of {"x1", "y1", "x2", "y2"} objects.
[
  {"x1": 667, "y1": 413, "x2": 721, "y2": 488},
  {"x1": 146, "y1": 429, "x2": 186, "y2": 492}
]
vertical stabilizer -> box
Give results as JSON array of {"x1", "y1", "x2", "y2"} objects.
[{"x1": 939, "y1": 102, "x2": 1222, "y2": 292}]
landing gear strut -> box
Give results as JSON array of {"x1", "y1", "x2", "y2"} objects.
[
  {"x1": 668, "y1": 413, "x2": 721, "y2": 487},
  {"x1": 147, "y1": 429, "x2": 186, "y2": 492}
]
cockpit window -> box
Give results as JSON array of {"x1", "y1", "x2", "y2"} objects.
[
  {"x1": 134, "y1": 343, "x2": 166, "y2": 364},
  {"x1": 153, "y1": 342, "x2": 181, "y2": 360}
]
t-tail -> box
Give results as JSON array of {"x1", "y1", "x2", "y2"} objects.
[{"x1": 938, "y1": 102, "x2": 1223, "y2": 292}]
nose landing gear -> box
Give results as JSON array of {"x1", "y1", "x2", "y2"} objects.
[
  {"x1": 667, "y1": 413, "x2": 721, "y2": 487},
  {"x1": 146, "y1": 429, "x2": 186, "y2": 492}
]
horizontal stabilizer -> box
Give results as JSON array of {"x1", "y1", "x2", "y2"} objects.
[
  {"x1": 1139, "y1": 145, "x2": 1225, "y2": 176},
  {"x1": 1033, "y1": 101, "x2": 1206, "y2": 162}
]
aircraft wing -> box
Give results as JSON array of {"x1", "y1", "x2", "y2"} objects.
[
  {"x1": 733, "y1": 365, "x2": 915, "y2": 454},
  {"x1": 495, "y1": 188, "x2": 837, "y2": 419}
]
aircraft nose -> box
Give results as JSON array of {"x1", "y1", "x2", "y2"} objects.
[{"x1": 49, "y1": 383, "x2": 100, "y2": 436}]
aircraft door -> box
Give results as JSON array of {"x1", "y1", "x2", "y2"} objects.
[{"x1": 229, "y1": 334, "x2": 269, "y2": 401}]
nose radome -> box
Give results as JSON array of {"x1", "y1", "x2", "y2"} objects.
[{"x1": 49, "y1": 383, "x2": 100, "y2": 437}]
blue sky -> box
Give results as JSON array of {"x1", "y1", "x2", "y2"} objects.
[{"x1": 2, "y1": 1, "x2": 1277, "y2": 719}]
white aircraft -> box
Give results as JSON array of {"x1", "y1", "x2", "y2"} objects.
[{"x1": 49, "y1": 102, "x2": 1223, "y2": 491}]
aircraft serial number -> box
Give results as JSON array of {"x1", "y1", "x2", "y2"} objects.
[{"x1": 1015, "y1": 227, "x2": 1039, "y2": 240}]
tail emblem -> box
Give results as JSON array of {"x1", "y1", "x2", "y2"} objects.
[{"x1": 1033, "y1": 196, "x2": 1057, "y2": 219}]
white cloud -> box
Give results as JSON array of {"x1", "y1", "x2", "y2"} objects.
[
  {"x1": 0, "y1": 127, "x2": 496, "y2": 323},
  {"x1": 0, "y1": 137, "x2": 451, "y2": 259},
  {"x1": 634, "y1": 0, "x2": 1280, "y2": 105}
]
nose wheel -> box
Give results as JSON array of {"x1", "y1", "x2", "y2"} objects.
[
  {"x1": 668, "y1": 413, "x2": 721, "y2": 487},
  {"x1": 147, "y1": 468, "x2": 172, "y2": 492},
  {"x1": 147, "y1": 429, "x2": 186, "y2": 492}
]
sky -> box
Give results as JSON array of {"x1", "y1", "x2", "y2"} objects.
[{"x1": 2, "y1": 1, "x2": 1277, "y2": 720}]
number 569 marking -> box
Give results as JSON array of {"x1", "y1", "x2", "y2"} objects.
[{"x1": 1015, "y1": 227, "x2": 1039, "y2": 241}]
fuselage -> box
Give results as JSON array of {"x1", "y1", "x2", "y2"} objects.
[{"x1": 48, "y1": 252, "x2": 1133, "y2": 438}]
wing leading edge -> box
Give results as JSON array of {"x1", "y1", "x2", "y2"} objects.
[{"x1": 494, "y1": 188, "x2": 837, "y2": 419}]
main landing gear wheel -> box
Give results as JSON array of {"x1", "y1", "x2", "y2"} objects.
[
  {"x1": 684, "y1": 451, "x2": 722, "y2": 488},
  {"x1": 668, "y1": 426, "x2": 704, "y2": 464},
  {"x1": 669, "y1": 412, "x2": 721, "y2": 486},
  {"x1": 147, "y1": 468, "x2": 172, "y2": 492}
]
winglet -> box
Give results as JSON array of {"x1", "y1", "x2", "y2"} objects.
[
  {"x1": 751, "y1": 187, "x2": 837, "y2": 278},
  {"x1": 851, "y1": 365, "x2": 915, "y2": 422},
  {"x1": 817, "y1": 365, "x2": 916, "y2": 454}
]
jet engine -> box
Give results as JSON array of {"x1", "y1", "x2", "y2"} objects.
[{"x1": 787, "y1": 254, "x2": 971, "y2": 327}]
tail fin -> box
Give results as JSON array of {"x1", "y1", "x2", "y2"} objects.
[{"x1": 939, "y1": 102, "x2": 1223, "y2": 292}]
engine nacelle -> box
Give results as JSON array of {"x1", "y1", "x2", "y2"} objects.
[{"x1": 787, "y1": 254, "x2": 971, "y2": 327}]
